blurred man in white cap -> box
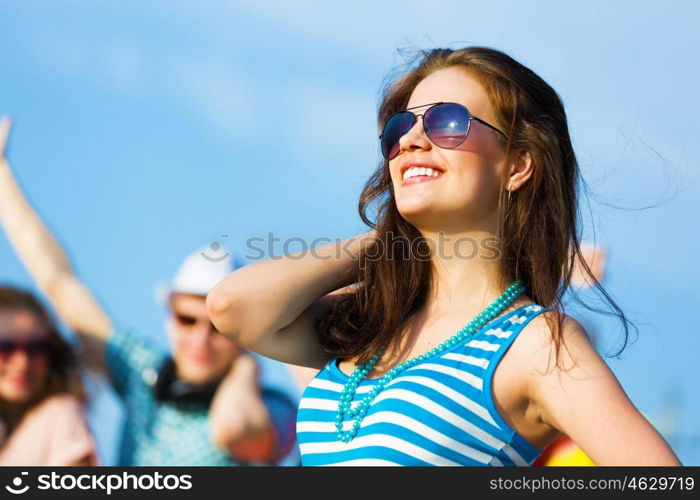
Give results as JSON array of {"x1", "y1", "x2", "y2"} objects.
[
  {"x1": 0, "y1": 118, "x2": 296, "y2": 465},
  {"x1": 157, "y1": 245, "x2": 249, "y2": 388}
]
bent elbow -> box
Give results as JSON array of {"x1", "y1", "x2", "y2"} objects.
[{"x1": 206, "y1": 284, "x2": 243, "y2": 340}]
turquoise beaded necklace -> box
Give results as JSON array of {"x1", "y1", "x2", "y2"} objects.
[{"x1": 334, "y1": 280, "x2": 526, "y2": 443}]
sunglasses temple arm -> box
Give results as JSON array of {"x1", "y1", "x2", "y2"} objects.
[{"x1": 473, "y1": 117, "x2": 507, "y2": 137}]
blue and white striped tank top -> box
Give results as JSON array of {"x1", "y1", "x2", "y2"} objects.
[{"x1": 296, "y1": 303, "x2": 552, "y2": 466}]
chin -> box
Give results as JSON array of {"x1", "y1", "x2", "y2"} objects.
[
  {"x1": 178, "y1": 366, "x2": 223, "y2": 385},
  {"x1": 0, "y1": 388, "x2": 35, "y2": 405},
  {"x1": 397, "y1": 205, "x2": 443, "y2": 228}
]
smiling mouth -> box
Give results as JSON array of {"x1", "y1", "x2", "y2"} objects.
[
  {"x1": 7, "y1": 376, "x2": 30, "y2": 387},
  {"x1": 189, "y1": 354, "x2": 212, "y2": 363},
  {"x1": 401, "y1": 166, "x2": 444, "y2": 184}
]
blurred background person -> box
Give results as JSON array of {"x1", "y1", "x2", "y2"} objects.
[
  {"x1": 0, "y1": 285, "x2": 98, "y2": 466},
  {"x1": 0, "y1": 117, "x2": 297, "y2": 465}
]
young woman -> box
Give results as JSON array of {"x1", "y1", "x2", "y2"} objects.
[
  {"x1": 0, "y1": 286, "x2": 98, "y2": 466},
  {"x1": 207, "y1": 46, "x2": 682, "y2": 466}
]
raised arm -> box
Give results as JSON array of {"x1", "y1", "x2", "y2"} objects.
[
  {"x1": 0, "y1": 117, "x2": 112, "y2": 372},
  {"x1": 206, "y1": 231, "x2": 377, "y2": 369}
]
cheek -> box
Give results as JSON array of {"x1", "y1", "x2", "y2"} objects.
[
  {"x1": 25, "y1": 361, "x2": 50, "y2": 391},
  {"x1": 449, "y1": 127, "x2": 506, "y2": 191},
  {"x1": 212, "y1": 338, "x2": 239, "y2": 358},
  {"x1": 0, "y1": 361, "x2": 8, "y2": 386},
  {"x1": 445, "y1": 153, "x2": 501, "y2": 198},
  {"x1": 171, "y1": 334, "x2": 192, "y2": 358},
  {"x1": 31, "y1": 358, "x2": 51, "y2": 375},
  {"x1": 388, "y1": 163, "x2": 401, "y2": 188},
  {"x1": 206, "y1": 343, "x2": 237, "y2": 370}
]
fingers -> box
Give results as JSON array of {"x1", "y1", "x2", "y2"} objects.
[{"x1": 0, "y1": 115, "x2": 12, "y2": 158}]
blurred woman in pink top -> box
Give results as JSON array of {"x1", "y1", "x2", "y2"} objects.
[{"x1": 0, "y1": 286, "x2": 98, "y2": 466}]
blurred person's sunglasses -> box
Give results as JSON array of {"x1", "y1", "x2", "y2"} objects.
[
  {"x1": 172, "y1": 312, "x2": 219, "y2": 334},
  {"x1": 379, "y1": 101, "x2": 507, "y2": 161},
  {"x1": 0, "y1": 339, "x2": 51, "y2": 360}
]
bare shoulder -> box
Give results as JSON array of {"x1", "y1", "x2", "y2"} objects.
[
  {"x1": 33, "y1": 393, "x2": 85, "y2": 414},
  {"x1": 513, "y1": 309, "x2": 618, "y2": 430},
  {"x1": 510, "y1": 309, "x2": 599, "y2": 376},
  {"x1": 22, "y1": 394, "x2": 86, "y2": 427}
]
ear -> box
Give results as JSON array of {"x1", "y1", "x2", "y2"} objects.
[{"x1": 506, "y1": 149, "x2": 534, "y2": 192}]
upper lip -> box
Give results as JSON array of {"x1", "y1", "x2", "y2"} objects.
[{"x1": 399, "y1": 158, "x2": 445, "y2": 179}]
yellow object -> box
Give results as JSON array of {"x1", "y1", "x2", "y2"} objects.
[
  {"x1": 544, "y1": 413, "x2": 658, "y2": 466},
  {"x1": 544, "y1": 441, "x2": 595, "y2": 466}
]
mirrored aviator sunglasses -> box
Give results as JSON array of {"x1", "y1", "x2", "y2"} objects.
[{"x1": 379, "y1": 101, "x2": 506, "y2": 161}]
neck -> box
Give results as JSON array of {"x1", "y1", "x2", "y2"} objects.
[
  {"x1": 419, "y1": 226, "x2": 515, "y2": 316},
  {"x1": 173, "y1": 366, "x2": 223, "y2": 388}
]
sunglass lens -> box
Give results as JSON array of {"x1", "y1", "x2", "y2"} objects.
[
  {"x1": 0, "y1": 339, "x2": 51, "y2": 359},
  {"x1": 381, "y1": 112, "x2": 415, "y2": 160},
  {"x1": 424, "y1": 103, "x2": 470, "y2": 149},
  {"x1": 175, "y1": 314, "x2": 197, "y2": 326},
  {"x1": 0, "y1": 340, "x2": 16, "y2": 355}
]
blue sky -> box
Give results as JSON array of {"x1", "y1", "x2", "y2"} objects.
[{"x1": 1, "y1": 0, "x2": 698, "y2": 465}]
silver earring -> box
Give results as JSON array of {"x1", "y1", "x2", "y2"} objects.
[{"x1": 507, "y1": 188, "x2": 512, "y2": 203}]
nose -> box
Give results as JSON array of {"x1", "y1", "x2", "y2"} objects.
[
  {"x1": 397, "y1": 115, "x2": 432, "y2": 156},
  {"x1": 7, "y1": 349, "x2": 30, "y2": 370},
  {"x1": 189, "y1": 325, "x2": 213, "y2": 346}
]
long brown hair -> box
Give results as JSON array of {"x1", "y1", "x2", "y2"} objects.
[
  {"x1": 317, "y1": 46, "x2": 635, "y2": 367},
  {"x1": 0, "y1": 285, "x2": 86, "y2": 433}
]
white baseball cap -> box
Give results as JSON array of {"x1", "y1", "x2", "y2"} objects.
[{"x1": 154, "y1": 244, "x2": 244, "y2": 305}]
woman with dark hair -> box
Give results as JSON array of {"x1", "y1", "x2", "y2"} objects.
[
  {"x1": 207, "y1": 46, "x2": 681, "y2": 466},
  {"x1": 0, "y1": 286, "x2": 97, "y2": 465}
]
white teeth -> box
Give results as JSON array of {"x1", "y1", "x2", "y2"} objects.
[{"x1": 402, "y1": 166, "x2": 441, "y2": 180}]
